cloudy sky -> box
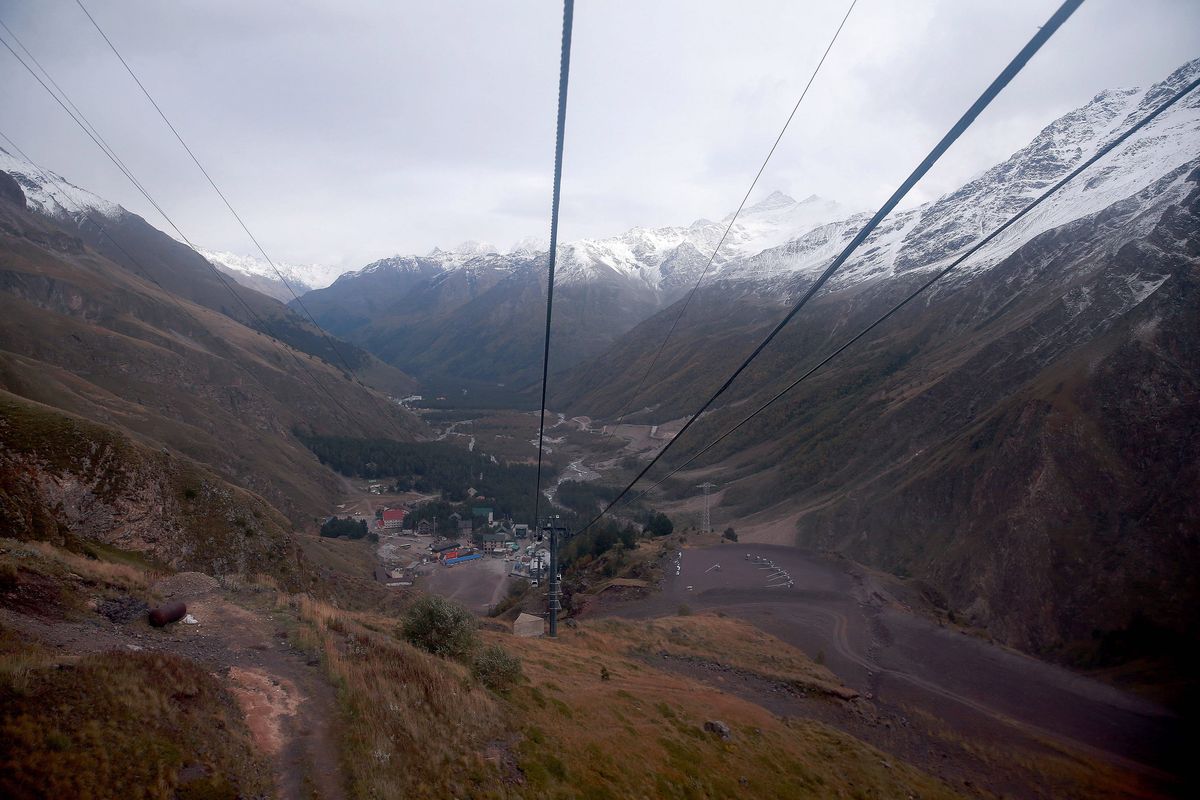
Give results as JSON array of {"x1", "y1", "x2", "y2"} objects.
[{"x1": 1, "y1": 0, "x2": 1197, "y2": 270}]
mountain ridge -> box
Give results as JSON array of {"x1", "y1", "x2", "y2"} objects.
[{"x1": 293, "y1": 59, "x2": 1198, "y2": 395}]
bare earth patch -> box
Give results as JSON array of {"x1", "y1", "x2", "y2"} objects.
[{"x1": 228, "y1": 666, "x2": 302, "y2": 757}]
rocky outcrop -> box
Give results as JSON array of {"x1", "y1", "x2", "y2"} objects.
[{"x1": 0, "y1": 391, "x2": 309, "y2": 589}]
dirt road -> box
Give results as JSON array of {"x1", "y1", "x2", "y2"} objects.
[{"x1": 610, "y1": 543, "x2": 1183, "y2": 797}]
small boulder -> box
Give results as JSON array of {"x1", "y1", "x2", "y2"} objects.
[{"x1": 704, "y1": 720, "x2": 732, "y2": 741}]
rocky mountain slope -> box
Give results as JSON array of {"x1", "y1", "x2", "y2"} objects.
[
  {"x1": 562, "y1": 61, "x2": 1200, "y2": 672},
  {"x1": 0, "y1": 149, "x2": 418, "y2": 398},
  {"x1": 0, "y1": 390, "x2": 308, "y2": 586},
  {"x1": 0, "y1": 168, "x2": 425, "y2": 524}
]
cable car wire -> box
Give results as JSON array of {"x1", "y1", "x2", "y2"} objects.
[
  {"x1": 0, "y1": 27, "x2": 382, "y2": 435},
  {"x1": 626, "y1": 72, "x2": 1200, "y2": 507},
  {"x1": 73, "y1": 0, "x2": 363, "y2": 383},
  {"x1": 575, "y1": 0, "x2": 1084, "y2": 536},
  {"x1": 610, "y1": 0, "x2": 858, "y2": 423},
  {"x1": 532, "y1": 0, "x2": 576, "y2": 529}
]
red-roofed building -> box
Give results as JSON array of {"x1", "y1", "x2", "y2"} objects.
[{"x1": 382, "y1": 508, "x2": 407, "y2": 530}]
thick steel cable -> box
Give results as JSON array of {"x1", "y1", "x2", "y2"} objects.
[
  {"x1": 73, "y1": 0, "x2": 362, "y2": 381},
  {"x1": 576, "y1": 0, "x2": 1085, "y2": 536},
  {"x1": 610, "y1": 0, "x2": 859, "y2": 422},
  {"x1": 532, "y1": 0, "x2": 576, "y2": 528},
  {"x1": 629, "y1": 73, "x2": 1200, "y2": 505}
]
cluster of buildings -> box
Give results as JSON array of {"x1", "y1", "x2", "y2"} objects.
[
  {"x1": 509, "y1": 545, "x2": 552, "y2": 581},
  {"x1": 369, "y1": 501, "x2": 560, "y2": 584}
]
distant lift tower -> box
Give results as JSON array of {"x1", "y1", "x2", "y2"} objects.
[
  {"x1": 696, "y1": 482, "x2": 717, "y2": 533},
  {"x1": 543, "y1": 515, "x2": 563, "y2": 637}
]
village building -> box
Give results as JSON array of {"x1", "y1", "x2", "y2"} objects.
[
  {"x1": 458, "y1": 518, "x2": 474, "y2": 538},
  {"x1": 382, "y1": 508, "x2": 407, "y2": 530},
  {"x1": 430, "y1": 540, "x2": 462, "y2": 555},
  {"x1": 472, "y1": 506, "x2": 494, "y2": 525},
  {"x1": 416, "y1": 519, "x2": 436, "y2": 536},
  {"x1": 479, "y1": 532, "x2": 512, "y2": 554},
  {"x1": 513, "y1": 612, "x2": 545, "y2": 638}
]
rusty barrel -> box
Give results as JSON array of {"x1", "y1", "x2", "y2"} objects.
[{"x1": 148, "y1": 601, "x2": 187, "y2": 627}]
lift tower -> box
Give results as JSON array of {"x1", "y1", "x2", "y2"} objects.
[{"x1": 542, "y1": 515, "x2": 563, "y2": 637}]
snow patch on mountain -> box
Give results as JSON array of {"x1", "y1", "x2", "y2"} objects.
[
  {"x1": 199, "y1": 249, "x2": 346, "y2": 293},
  {"x1": 714, "y1": 59, "x2": 1200, "y2": 295},
  {"x1": 551, "y1": 192, "x2": 855, "y2": 293},
  {"x1": 509, "y1": 235, "x2": 549, "y2": 256},
  {"x1": 0, "y1": 147, "x2": 123, "y2": 221}
]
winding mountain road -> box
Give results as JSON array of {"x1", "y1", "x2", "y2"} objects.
[{"x1": 610, "y1": 543, "x2": 1182, "y2": 795}]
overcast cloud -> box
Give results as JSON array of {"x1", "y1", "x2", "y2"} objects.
[{"x1": 1, "y1": 0, "x2": 1197, "y2": 269}]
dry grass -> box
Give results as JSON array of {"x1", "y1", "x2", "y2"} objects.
[
  {"x1": 0, "y1": 626, "x2": 58, "y2": 695},
  {"x1": 498, "y1": 623, "x2": 962, "y2": 799},
  {"x1": 283, "y1": 592, "x2": 960, "y2": 799},
  {"x1": 289, "y1": 595, "x2": 508, "y2": 799},
  {"x1": 591, "y1": 612, "x2": 848, "y2": 696},
  {"x1": 0, "y1": 537, "x2": 156, "y2": 623},
  {"x1": 215, "y1": 571, "x2": 282, "y2": 594},
  {"x1": 0, "y1": 645, "x2": 269, "y2": 800},
  {"x1": 11, "y1": 539, "x2": 152, "y2": 590}
]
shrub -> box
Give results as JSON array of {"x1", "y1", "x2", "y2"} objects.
[
  {"x1": 320, "y1": 516, "x2": 368, "y2": 539},
  {"x1": 646, "y1": 512, "x2": 674, "y2": 538},
  {"x1": 722, "y1": 527, "x2": 737, "y2": 542},
  {"x1": 400, "y1": 595, "x2": 478, "y2": 660},
  {"x1": 471, "y1": 644, "x2": 522, "y2": 692}
]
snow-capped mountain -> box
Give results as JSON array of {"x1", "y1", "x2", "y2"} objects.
[
  {"x1": 199, "y1": 249, "x2": 345, "y2": 302},
  {"x1": 0, "y1": 148, "x2": 124, "y2": 223},
  {"x1": 335, "y1": 191, "x2": 853, "y2": 302},
  {"x1": 325, "y1": 58, "x2": 1196, "y2": 309},
  {"x1": 720, "y1": 58, "x2": 1200, "y2": 295},
  {"x1": 294, "y1": 59, "x2": 1198, "y2": 393},
  {"x1": 553, "y1": 192, "x2": 852, "y2": 293}
]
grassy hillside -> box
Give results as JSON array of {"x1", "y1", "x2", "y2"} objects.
[
  {"x1": 288, "y1": 594, "x2": 961, "y2": 800},
  {"x1": 0, "y1": 178, "x2": 426, "y2": 521}
]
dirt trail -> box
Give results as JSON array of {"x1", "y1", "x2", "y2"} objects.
[
  {"x1": 187, "y1": 591, "x2": 345, "y2": 800},
  {"x1": 2, "y1": 579, "x2": 346, "y2": 800}
]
